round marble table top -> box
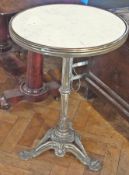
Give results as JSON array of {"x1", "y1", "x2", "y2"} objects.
[{"x1": 10, "y1": 4, "x2": 129, "y2": 57}]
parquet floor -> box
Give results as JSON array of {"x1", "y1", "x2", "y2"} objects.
[{"x1": 0, "y1": 67, "x2": 129, "y2": 175}]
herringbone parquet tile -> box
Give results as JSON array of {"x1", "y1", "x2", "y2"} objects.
[{"x1": 0, "y1": 67, "x2": 129, "y2": 175}]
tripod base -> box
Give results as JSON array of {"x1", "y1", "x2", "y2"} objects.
[{"x1": 19, "y1": 121, "x2": 102, "y2": 172}]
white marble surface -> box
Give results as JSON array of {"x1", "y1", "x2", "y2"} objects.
[{"x1": 11, "y1": 4, "x2": 127, "y2": 48}]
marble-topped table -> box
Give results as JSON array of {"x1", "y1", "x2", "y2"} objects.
[{"x1": 10, "y1": 4, "x2": 128, "y2": 171}]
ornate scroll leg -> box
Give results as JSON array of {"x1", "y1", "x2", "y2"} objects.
[
  {"x1": 67, "y1": 143, "x2": 101, "y2": 171},
  {"x1": 19, "y1": 128, "x2": 53, "y2": 160},
  {"x1": 19, "y1": 141, "x2": 54, "y2": 160},
  {"x1": 69, "y1": 132, "x2": 102, "y2": 171}
]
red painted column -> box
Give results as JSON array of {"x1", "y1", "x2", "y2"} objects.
[
  {"x1": 26, "y1": 51, "x2": 43, "y2": 89},
  {"x1": 20, "y1": 51, "x2": 49, "y2": 101}
]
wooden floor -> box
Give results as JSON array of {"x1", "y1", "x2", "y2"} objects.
[{"x1": 0, "y1": 67, "x2": 129, "y2": 175}]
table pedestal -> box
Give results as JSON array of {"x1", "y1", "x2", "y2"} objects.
[
  {"x1": 19, "y1": 57, "x2": 101, "y2": 171},
  {"x1": 0, "y1": 52, "x2": 59, "y2": 109}
]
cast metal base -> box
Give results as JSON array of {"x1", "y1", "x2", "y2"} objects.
[{"x1": 19, "y1": 121, "x2": 102, "y2": 172}]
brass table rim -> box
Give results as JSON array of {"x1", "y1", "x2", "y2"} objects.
[{"x1": 9, "y1": 14, "x2": 129, "y2": 58}]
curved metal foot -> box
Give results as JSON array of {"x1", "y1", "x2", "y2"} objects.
[
  {"x1": 19, "y1": 150, "x2": 33, "y2": 160},
  {"x1": 66, "y1": 143, "x2": 101, "y2": 171},
  {"x1": 74, "y1": 133, "x2": 102, "y2": 171},
  {"x1": 19, "y1": 141, "x2": 53, "y2": 160},
  {"x1": 88, "y1": 159, "x2": 102, "y2": 172},
  {"x1": 19, "y1": 128, "x2": 53, "y2": 160}
]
